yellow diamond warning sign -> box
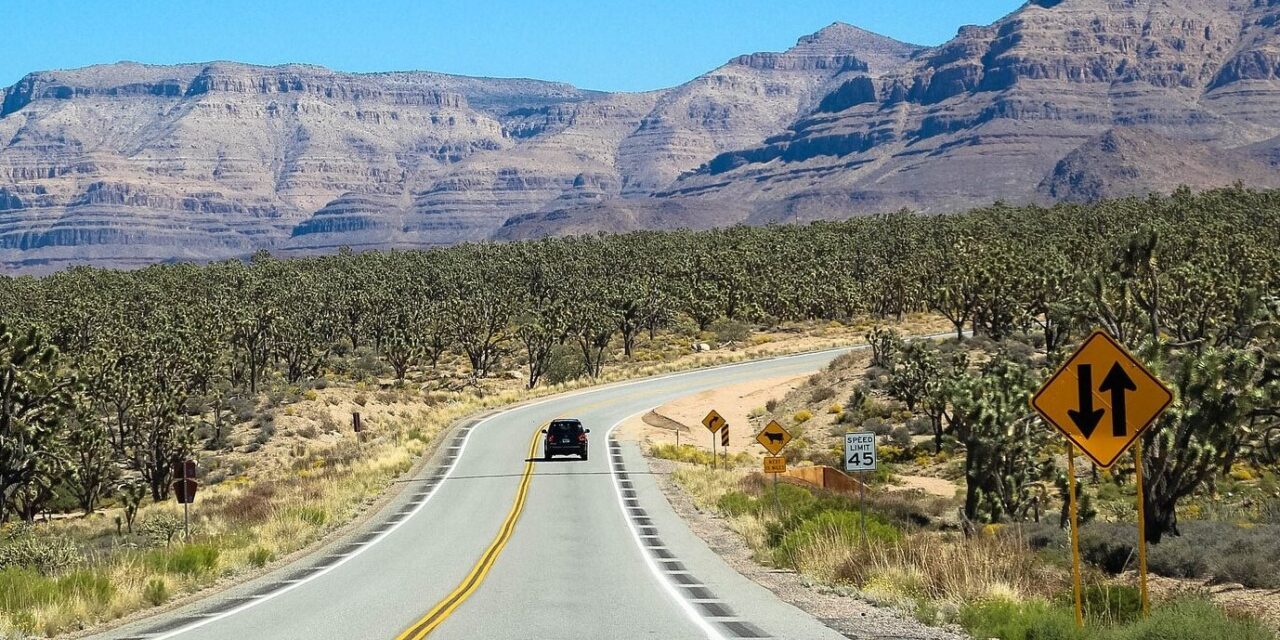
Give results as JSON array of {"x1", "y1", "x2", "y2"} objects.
[
  {"x1": 702, "y1": 410, "x2": 727, "y2": 433},
  {"x1": 1031, "y1": 330, "x2": 1173, "y2": 469},
  {"x1": 755, "y1": 420, "x2": 792, "y2": 456}
]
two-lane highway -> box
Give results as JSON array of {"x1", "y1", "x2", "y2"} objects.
[{"x1": 100, "y1": 349, "x2": 854, "y2": 640}]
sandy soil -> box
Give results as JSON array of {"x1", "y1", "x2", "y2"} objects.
[
  {"x1": 890, "y1": 474, "x2": 959, "y2": 498},
  {"x1": 615, "y1": 374, "x2": 810, "y2": 455}
]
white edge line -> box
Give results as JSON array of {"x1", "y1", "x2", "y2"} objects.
[
  {"x1": 146, "y1": 338, "x2": 921, "y2": 638},
  {"x1": 607, "y1": 408, "x2": 727, "y2": 640}
]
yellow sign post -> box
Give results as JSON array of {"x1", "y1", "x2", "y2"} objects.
[
  {"x1": 703, "y1": 410, "x2": 727, "y2": 470},
  {"x1": 755, "y1": 420, "x2": 792, "y2": 456},
  {"x1": 1032, "y1": 330, "x2": 1173, "y2": 624},
  {"x1": 756, "y1": 420, "x2": 793, "y2": 514}
]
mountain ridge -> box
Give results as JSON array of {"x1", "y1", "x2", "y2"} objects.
[{"x1": 3, "y1": 2, "x2": 1279, "y2": 271}]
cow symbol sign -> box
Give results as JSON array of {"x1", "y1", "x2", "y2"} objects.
[
  {"x1": 755, "y1": 420, "x2": 792, "y2": 456},
  {"x1": 1031, "y1": 330, "x2": 1173, "y2": 469}
]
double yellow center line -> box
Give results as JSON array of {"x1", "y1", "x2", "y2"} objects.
[{"x1": 394, "y1": 426, "x2": 543, "y2": 640}]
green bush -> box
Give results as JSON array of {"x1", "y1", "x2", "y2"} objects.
[
  {"x1": 149, "y1": 544, "x2": 220, "y2": 577},
  {"x1": 1146, "y1": 534, "x2": 1210, "y2": 579},
  {"x1": 545, "y1": 344, "x2": 585, "y2": 385},
  {"x1": 959, "y1": 598, "x2": 1084, "y2": 640},
  {"x1": 1104, "y1": 599, "x2": 1273, "y2": 640},
  {"x1": 143, "y1": 577, "x2": 169, "y2": 606},
  {"x1": 772, "y1": 510, "x2": 900, "y2": 566},
  {"x1": 1082, "y1": 521, "x2": 1280, "y2": 588},
  {"x1": 1078, "y1": 523, "x2": 1136, "y2": 574},
  {"x1": 137, "y1": 512, "x2": 185, "y2": 547},
  {"x1": 0, "y1": 567, "x2": 114, "y2": 614},
  {"x1": 716, "y1": 491, "x2": 758, "y2": 518},
  {"x1": 0, "y1": 533, "x2": 79, "y2": 575},
  {"x1": 1079, "y1": 584, "x2": 1142, "y2": 625},
  {"x1": 710, "y1": 318, "x2": 750, "y2": 345},
  {"x1": 248, "y1": 547, "x2": 274, "y2": 568},
  {"x1": 650, "y1": 443, "x2": 712, "y2": 465}
]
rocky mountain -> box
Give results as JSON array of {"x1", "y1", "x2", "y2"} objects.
[
  {"x1": 500, "y1": 0, "x2": 1280, "y2": 239},
  {"x1": 0, "y1": 24, "x2": 916, "y2": 271},
  {"x1": 4, "y1": 1, "x2": 1280, "y2": 271}
]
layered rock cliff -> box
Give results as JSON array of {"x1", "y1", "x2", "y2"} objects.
[
  {"x1": 5, "y1": 1, "x2": 1280, "y2": 270},
  {"x1": 502, "y1": 0, "x2": 1280, "y2": 239}
]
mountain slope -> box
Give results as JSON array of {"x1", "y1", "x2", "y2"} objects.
[
  {"x1": 0, "y1": 25, "x2": 919, "y2": 271},
  {"x1": 500, "y1": 0, "x2": 1280, "y2": 239},
  {"x1": 6, "y1": 2, "x2": 1280, "y2": 269}
]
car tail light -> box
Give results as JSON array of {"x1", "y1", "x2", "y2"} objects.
[{"x1": 578, "y1": 433, "x2": 587, "y2": 443}]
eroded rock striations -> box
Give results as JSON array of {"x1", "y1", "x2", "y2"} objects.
[
  {"x1": 4, "y1": 2, "x2": 1280, "y2": 270},
  {"x1": 501, "y1": 0, "x2": 1280, "y2": 239}
]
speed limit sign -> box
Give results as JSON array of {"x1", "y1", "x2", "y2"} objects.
[{"x1": 844, "y1": 432, "x2": 877, "y2": 472}]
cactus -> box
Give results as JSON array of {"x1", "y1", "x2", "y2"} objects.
[{"x1": 949, "y1": 354, "x2": 1055, "y2": 523}]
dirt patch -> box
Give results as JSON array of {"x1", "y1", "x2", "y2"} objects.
[
  {"x1": 1145, "y1": 574, "x2": 1280, "y2": 631},
  {"x1": 615, "y1": 374, "x2": 810, "y2": 455},
  {"x1": 890, "y1": 475, "x2": 959, "y2": 498}
]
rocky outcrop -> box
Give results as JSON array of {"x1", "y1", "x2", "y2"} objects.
[{"x1": 1038, "y1": 127, "x2": 1280, "y2": 202}]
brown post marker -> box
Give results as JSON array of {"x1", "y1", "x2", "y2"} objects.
[
  {"x1": 353, "y1": 412, "x2": 362, "y2": 433},
  {"x1": 1135, "y1": 439, "x2": 1150, "y2": 618},
  {"x1": 1067, "y1": 441, "x2": 1084, "y2": 628},
  {"x1": 710, "y1": 430, "x2": 716, "y2": 471}
]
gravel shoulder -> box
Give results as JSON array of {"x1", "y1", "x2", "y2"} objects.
[{"x1": 646, "y1": 456, "x2": 968, "y2": 640}]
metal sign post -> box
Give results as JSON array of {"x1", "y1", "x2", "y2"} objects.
[
  {"x1": 757, "y1": 422, "x2": 793, "y2": 516},
  {"x1": 1066, "y1": 443, "x2": 1084, "y2": 628},
  {"x1": 1135, "y1": 439, "x2": 1150, "y2": 617},
  {"x1": 1032, "y1": 330, "x2": 1173, "y2": 627},
  {"x1": 844, "y1": 432, "x2": 876, "y2": 546},
  {"x1": 171, "y1": 459, "x2": 198, "y2": 540}
]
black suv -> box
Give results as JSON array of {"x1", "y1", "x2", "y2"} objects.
[{"x1": 543, "y1": 419, "x2": 589, "y2": 460}]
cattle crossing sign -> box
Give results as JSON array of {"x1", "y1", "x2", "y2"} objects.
[{"x1": 755, "y1": 420, "x2": 792, "y2": 456}]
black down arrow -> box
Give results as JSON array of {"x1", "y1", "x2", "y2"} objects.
[{"x1": 1068, "y1": 364, "x2": 1104, "y2": 438}]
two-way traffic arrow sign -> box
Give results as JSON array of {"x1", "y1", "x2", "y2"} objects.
[{"x1": 1032, "y1": 330, "x2": 1173, "y2": 468}]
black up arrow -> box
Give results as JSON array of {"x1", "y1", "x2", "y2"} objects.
[
  {"x1": 1068, "y1": 364, "x2": 1105, "y2": 438},
  {"x1": 1099, "y1": 362, "x2": 1137, "y2": 437}
]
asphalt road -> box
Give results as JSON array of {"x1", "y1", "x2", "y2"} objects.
[{"x1": 99, "y1": 349, "x2": 855, "y2": 640}]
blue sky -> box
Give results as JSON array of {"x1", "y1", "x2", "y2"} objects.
[{"x1": 1, "y1": 1, "x2": 1024, "y2": 92}]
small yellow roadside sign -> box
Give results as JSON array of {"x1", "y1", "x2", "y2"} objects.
[
  {"x1": 755, "y1": 420, "x2": 792, "y2": 456},
  {"x1": 763, "y1": 456, "x2": 786, "y2": 474},
  {"x1": 702, "y1": 409, "x2": 727, "y2": 433},
  {"x1": 1031, "y1": 330, "x2": 1173, "y2": 469}
]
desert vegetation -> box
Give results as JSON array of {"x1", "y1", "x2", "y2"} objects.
[
  {"x1": 3, "y1": 185, "x2": 1280, "y2": 636},
  {"x1": 655, "y1": 187, "x2": 1280, "y2": 637}
]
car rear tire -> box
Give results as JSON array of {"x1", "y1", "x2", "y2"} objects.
[
  {"x1": 581, "y1": 450, "x2": 588, "y2": 461},
  {"x1": 544, "y1": 451, "x2": 552, "y2": 461}
]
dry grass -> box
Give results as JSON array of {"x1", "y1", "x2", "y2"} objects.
[
  {"x1": 836, "y1": 533, "x2": 1066, "y2": 607},
  {"x1": 667, "y1": 458, "x2": 1068, "y2": 624}
]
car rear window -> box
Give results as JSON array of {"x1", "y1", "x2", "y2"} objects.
[{"x1": 549, "y1": 421, "x2": 582, "y2": 436}]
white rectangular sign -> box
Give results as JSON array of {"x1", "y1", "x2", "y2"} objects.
[{"x1": 844, "y1": 432, "x2": 877, "y2": 472}]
